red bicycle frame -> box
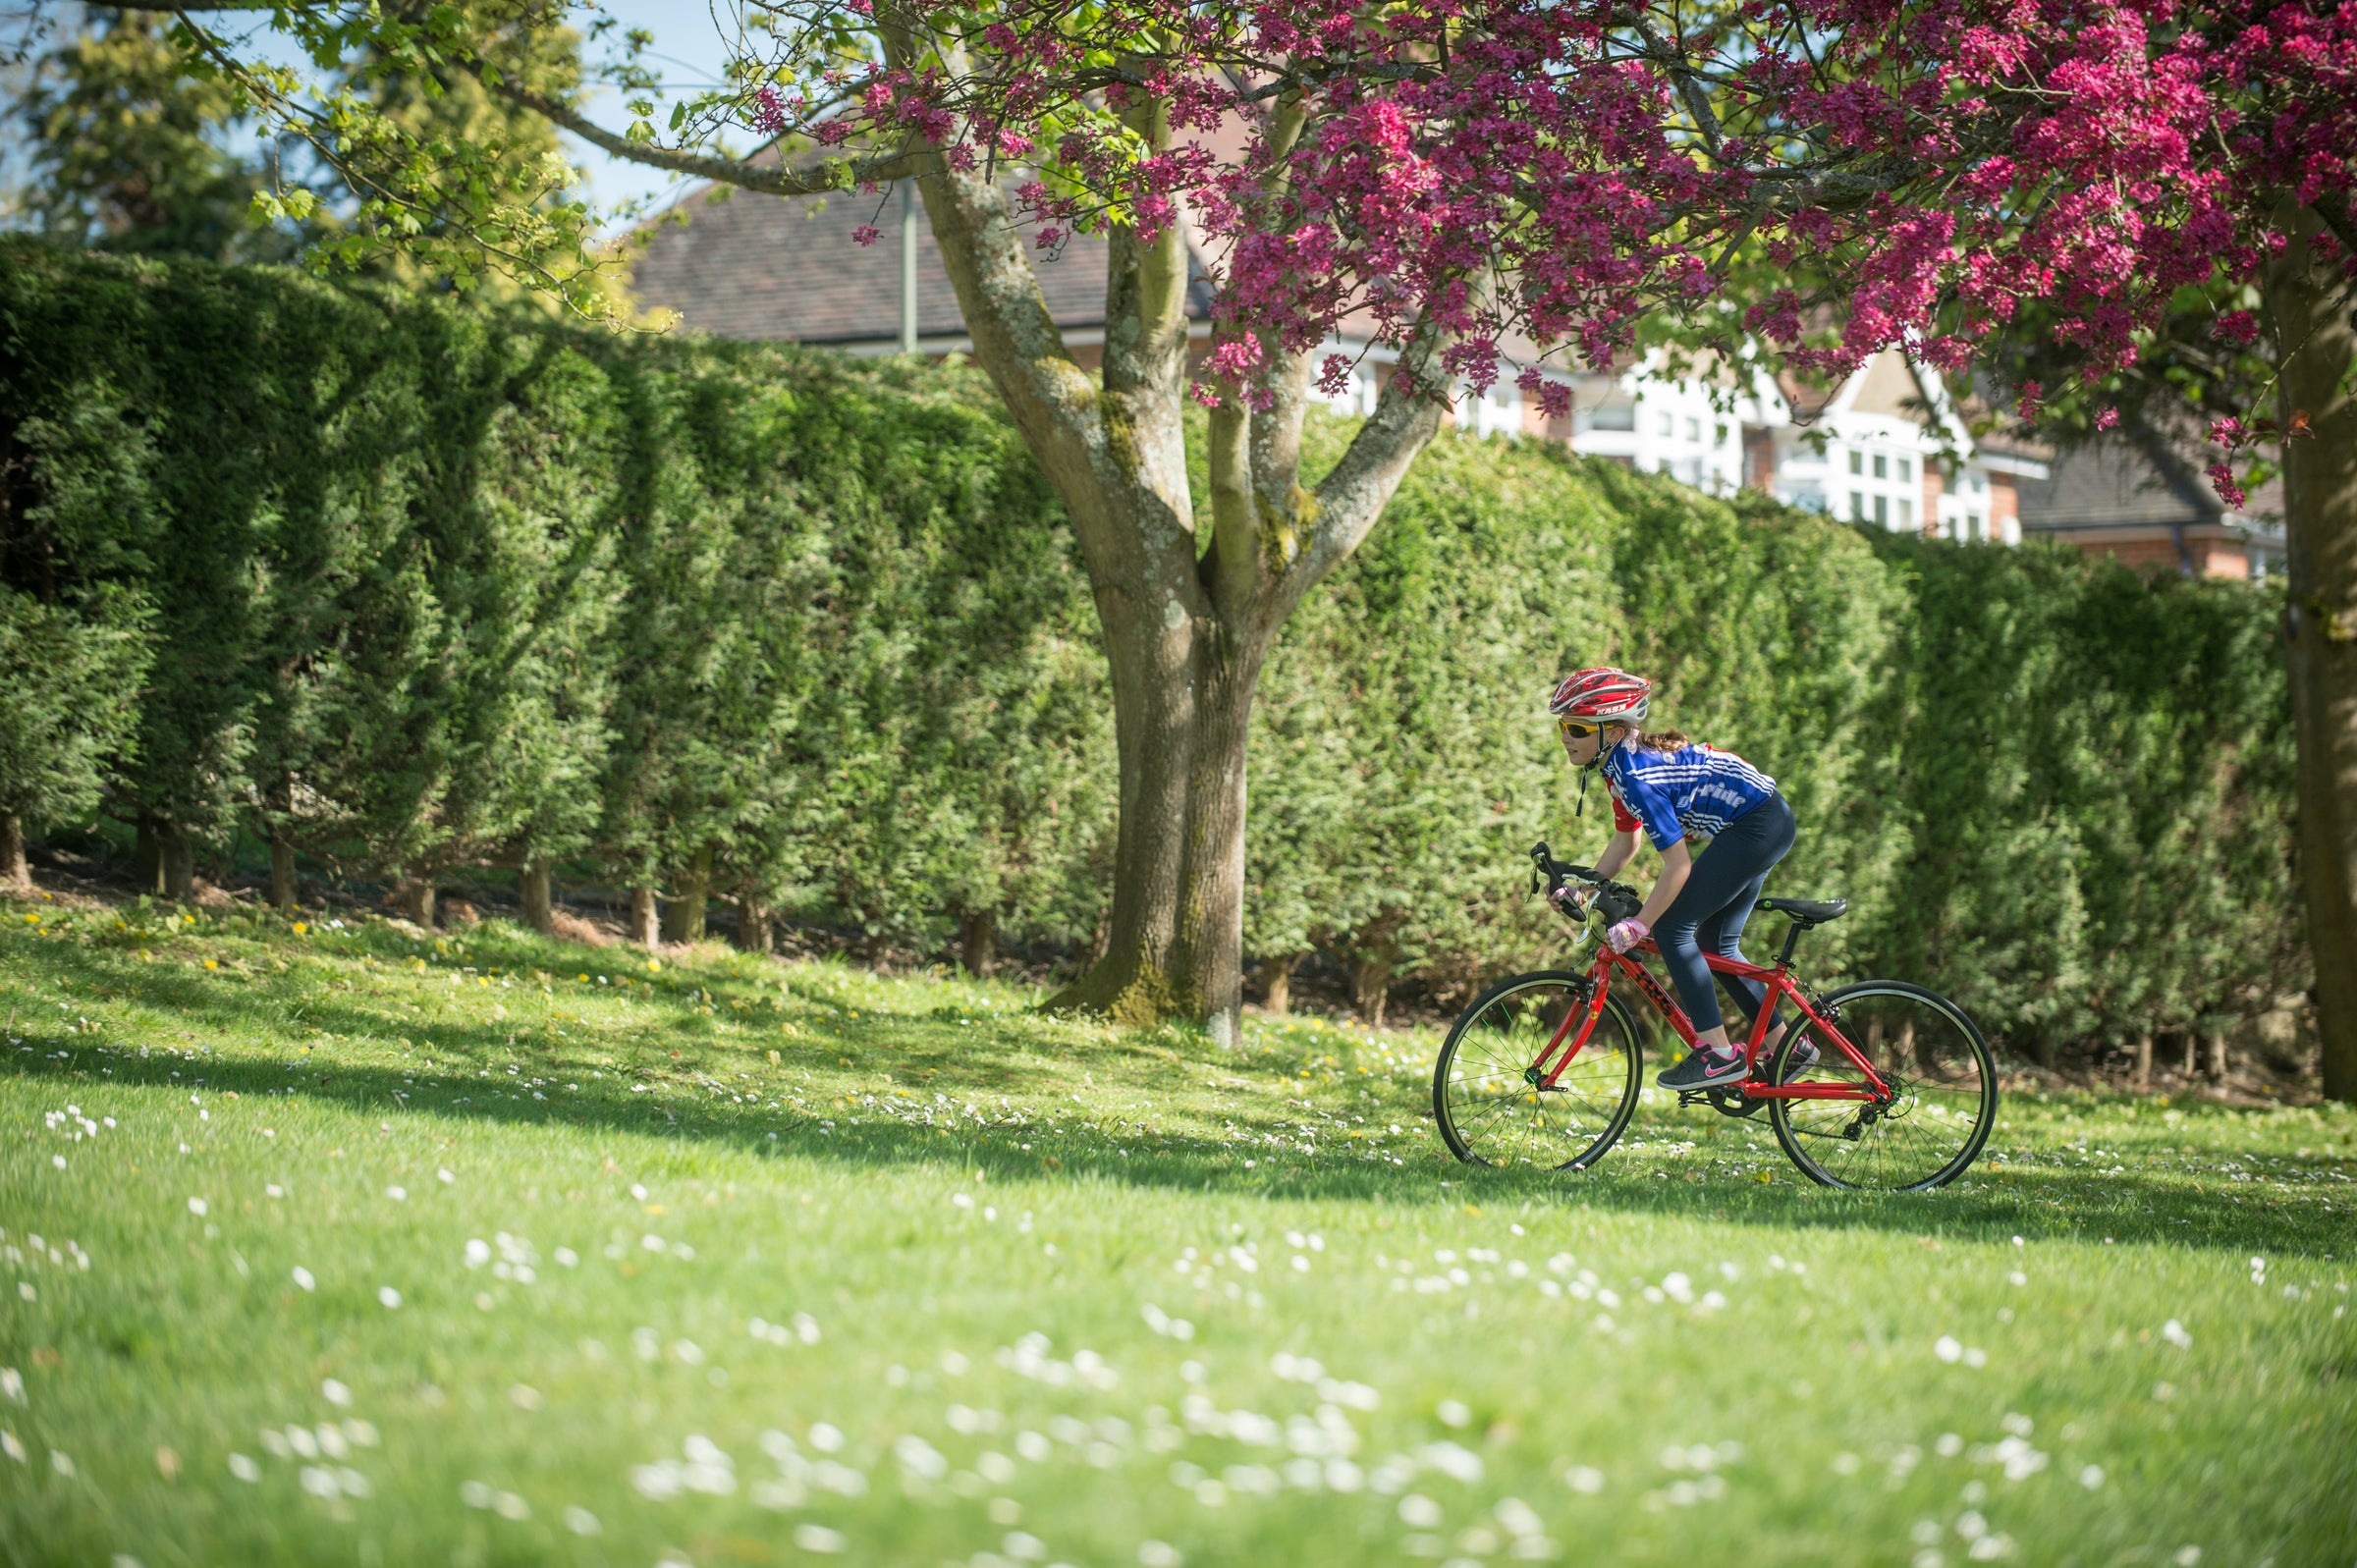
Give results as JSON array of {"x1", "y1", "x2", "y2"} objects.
[{"x1": 1531, "y1": 939, "x2": 1893, "y2": 1101}]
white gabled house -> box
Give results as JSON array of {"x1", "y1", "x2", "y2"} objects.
[{"x1": 626, "y1": 179, "x2": 2079, "y2": 558}]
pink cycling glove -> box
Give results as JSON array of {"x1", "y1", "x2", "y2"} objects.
[{"x1": 1606, "y1": 917, "x2": 1650, "y2": 953}]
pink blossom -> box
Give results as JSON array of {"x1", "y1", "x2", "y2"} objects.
[
  {"x1": 804, "y1": 0, "x2": 2351, "y2": 434},
  {"x1": 2207, "y1": 460, "x2": 2249, "y2": 509}
]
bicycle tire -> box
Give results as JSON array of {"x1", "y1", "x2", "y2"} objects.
[
  {"x1": 1433, "y1": 970, "x2": 1643, "y2": 1170},
  {"x1": 1768, "y1": 979, "x2": 1997, "y2": 1191}
]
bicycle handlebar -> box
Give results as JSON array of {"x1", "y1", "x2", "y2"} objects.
[{"x1": 1528, "y1": 840, "x2": 1643, "y2": 926}]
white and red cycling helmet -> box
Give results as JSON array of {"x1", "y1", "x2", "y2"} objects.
[{"x1": 1548, "y1": 666, "x2": 1651, "y2": 725}]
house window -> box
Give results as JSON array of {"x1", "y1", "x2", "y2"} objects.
[
  {"x1": 1898, "y1": 498, "x2": 1914, "y2": 528},
  {"x1": 1658, "y1": 412, "x2": 1674, "y2": 437},
  {"x1": 1715, "y1": 423, "x2": 1729, "y2": 447},
  {"x1": 1851, "y1": 490, "x2": 1867, "y2": 520},
  {"x1": 1848, "y1": 450, "x2": 1864, "y2": 475},
  {"x1": 1685, "y1": 417, "x2": 1702, "y2": 442},
  {"x1": 1874, "y1": 495, "x2": 1890, "y2": 525},
  {"x1": 1967, "y1": 513, "x2": 1983, "y2": 540},
  {"x1": 1896, "y1": 457, "x2": 1913, "y2": 482},
  {"x1": 1590, "y1": 404, "x2": 1635, "y2": 431},
  {"x1": 1872, "y1": 454, "x2": 1889, "y2": 479}
]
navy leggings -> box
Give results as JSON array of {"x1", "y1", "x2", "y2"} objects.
[{"x1": 1653, "y1": 792, "x2": 1796, "y2": 1036}]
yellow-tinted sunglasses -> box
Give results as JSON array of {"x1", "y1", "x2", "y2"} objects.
[{"x1": 1557, "y1": 717, "x2": 1600, "y2": 741}]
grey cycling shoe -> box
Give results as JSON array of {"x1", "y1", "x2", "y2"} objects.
[
  {"x1": 1777, "y1": 1037, "x2": 1821, "y2": 1081},
  {"x1": 1659, "y1": 1048, "x2": 1749, "y2": 1091}
]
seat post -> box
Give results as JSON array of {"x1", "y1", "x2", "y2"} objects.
[{"x1": 1776, "y1": 918, "x2": 1807, "y2": 968}]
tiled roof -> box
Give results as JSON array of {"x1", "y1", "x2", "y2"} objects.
[
  {"x1": 2016, "y1": 436, "x2": 2216, "y2": 532},
  {"x1": 621, "y1": 172, "x2": 1211, "y2": 344}
]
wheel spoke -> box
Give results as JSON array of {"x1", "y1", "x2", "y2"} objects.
[
  {"x1": 1434, "y1": 978, "x2": 1640, "y2": 1169},
  {"x1": 1771, "y1": 985, "x2": 1994, "y2": 1190}
]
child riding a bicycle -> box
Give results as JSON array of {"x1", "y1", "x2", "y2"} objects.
[{"x1": 1548, "y1": 666, "x2": 1810, "y2": 1091}]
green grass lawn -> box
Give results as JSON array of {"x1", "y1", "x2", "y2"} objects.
[{"x1": 3, "y1": 896, "x2": 2353, "y2": 1568}]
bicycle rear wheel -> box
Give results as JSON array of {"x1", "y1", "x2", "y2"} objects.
[
  {"x1": 1769, "y1": 980, "x2": 1996, "y2": 1191},
  {"x1": 1433, "y1": 971, "x2": 1642, "y2": 1169}
]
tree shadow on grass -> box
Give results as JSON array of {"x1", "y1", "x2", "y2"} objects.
[{"x1": 7, "y1": 1004, "x2": 2343, "y2": 1266}]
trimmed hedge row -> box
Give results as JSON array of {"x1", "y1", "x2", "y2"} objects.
[{"x1": 0, "y1": 243, "x2": 2303, "y2": 1058}]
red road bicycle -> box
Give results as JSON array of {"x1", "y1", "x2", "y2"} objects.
[{"x1": 1433, "y1": 841, "x2": 1997, "y2": 1190}]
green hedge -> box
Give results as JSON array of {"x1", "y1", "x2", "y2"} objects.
[
  {"x1": 0, "y1": 241, "x2": 1111, "y2": 951},
  {"x1": 0, "y1": 243, "x2": 2302, "y2": 1059}
]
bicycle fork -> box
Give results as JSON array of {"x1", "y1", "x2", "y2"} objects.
[{"x1": 1526, "y1": 974, "x2": 1611, "y2": 1090}]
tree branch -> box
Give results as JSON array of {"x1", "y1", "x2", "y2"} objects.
[
  {"x1": 489, "y1": 78, "x2": 921, "y2": 195},
  {"x1": 1301, "y1": 328, "x2": 1449, "y2": 588}
]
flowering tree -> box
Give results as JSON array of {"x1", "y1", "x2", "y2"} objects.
[{"x1": 105, "y1": 0, "x2": 2355, "y2": 1067}]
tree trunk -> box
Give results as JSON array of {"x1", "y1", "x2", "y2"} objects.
[
  {"x1": 2179, "y1": 1034, "x2": 2198, "y2": 1079},
  {"x1": 1046, "y1": 606, "x2": 1268, "y2": 1040},
  {"x1": 740, "y1": 895, "x2": 774, "y2": 955},
  {"x1": 959, "y1": 908, "x2": 999, "y2": 977},
  {"x1": 661, "y1": 843, "x2": 712, "y2": 945},
  {"x1": 883, "y1": 66, "x2": 1442, "y2": 1038},
  {"x1": 156, "y1": 821, "x2": 193, "y2": 902},
  {"x1": 1, "y1": 813, "x2": 28, "y2": 894},
  {"x1": 394, "y1": 876, "x2": 436, "y2": 927},
  {"x1": 269, "y1": 833, "x2": 299, "y2": 914},
  {"x1": 629, "y1": 886, "x2": 660, "y2": 949},
  {"x1": 1257, "y1": 952, "x2": 1305, "y2": 1016},
  {"x1": 1352, "y1": 952, "x2": 1395, "y2": 1027},
  {"x1": 2206, "y1": 1031, "x2": 2228, "y2": 1085},
  {"x1": 2133, "y1": 1033, "x2": 2153, "y2": 1089},
  {"x1": 520, "y1": 861, "x2": 554, "y2": 935},
  {"x1": 2266, "y1": 199, "x2": 2357, "y2": 1105}
]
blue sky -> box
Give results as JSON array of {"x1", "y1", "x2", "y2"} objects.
[
  {"x1": 0, "y1": 1, "x2": 748, "y2": 238},
  {"x1": 557, "y1": 0, "x2": 740, "y2": 230}
]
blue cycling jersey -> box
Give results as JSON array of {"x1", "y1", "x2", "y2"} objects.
[{"x1": 1601, "y1": 740, "x2": 1778, "y2": 848}]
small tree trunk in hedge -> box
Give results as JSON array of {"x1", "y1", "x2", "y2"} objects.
[
  {"x1": 2133, "y1": 1033, "x2": 2153, "y2": 1089},
  {"x1": 959, "y1": 909, "x2": 998, "y2": 977},
  {"x1": 520, "y1": 862, "x2": 554, "y2": 935},
  {"x1": 395, "y1": 876, "x2": 435, "y2": 928},
  {"x1": 2265, "y1": 199, "x2": 2357, "y2": 1106},
  {"x1": 662, "y1": 844, "x2": 712, "y2": 945},
  {"x1": 269, "y1": 834, "x2": 298, "y2": 914},
  {"x1": 2206, "y1": 1032, "x2": 2228, "y2": 1084},
  {"x1": 740, "y1": 897, "x2": 773, "y2": 955},
  {"x1": 2, "y1": 813, "x2": 28, "y2": 894},
  {"x1": 630, "y1": 886, "x2": 660, "y2": 948},
  {"x1": 1258, "y1": 953, "x2": 1304, "y2": 1016},
  {"x1": 1353, "y1": 954, "x2": 1394, "y2": 1027},
  {"x1": 157, "y1": 823, "x2": 193, "y2": 902},
  {"x1": 2180, "y1": 1034, "x2": 2198, "y2": 1079}
]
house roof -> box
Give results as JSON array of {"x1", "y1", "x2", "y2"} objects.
[
  {"x1": 2015, "y1": 437, "x2": 2220, "y2": 533},
  {"x1": 621, "y1": 170, "x2": 1213, "y2": 345}
]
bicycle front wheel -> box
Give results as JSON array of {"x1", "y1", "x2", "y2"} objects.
[
  {"x1": 1769, "y1": 980, "x2": 1997, "y2": 1191},
  {"x1": 1433, "y1": 971, "x2": 1642, "y2": 1169}
]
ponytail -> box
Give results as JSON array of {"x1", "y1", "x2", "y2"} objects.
[{"x1": 1635, "y1": 728, "x2": 1691, "y2": 752}]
